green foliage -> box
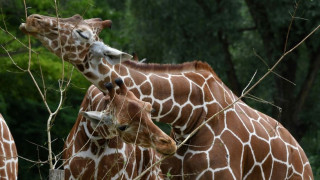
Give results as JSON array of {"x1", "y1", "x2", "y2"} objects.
[{"x1": 301, "y1": 130, "x2": 320, "y2": 179}]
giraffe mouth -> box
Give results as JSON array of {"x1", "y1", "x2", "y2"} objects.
[
  {"x1": 19, "y1": 23, "x2": 38, "y2": 34},
  {"x1": 154, "y1": 144, "x2": 177, "y2": 156},
  {"x1": 156, "y1": 149, "x2": 176, "y2": 156}
]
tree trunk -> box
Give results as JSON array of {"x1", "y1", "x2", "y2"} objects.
[
  {"x1": 195, "y1": 0, "x2": 242, "y2": 96},
  {"x1": 49, "y1": 169, "x2": 65, "y2": 180},
  {"x1": 244, "y1": 0, "x2": 276, "y2": 61},
  {"x1": 217, "y1": 30, "x2": 242, "y2": 96}
]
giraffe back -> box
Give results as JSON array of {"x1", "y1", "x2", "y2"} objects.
[{"x1": 123, "y1": 60, "x2": 217, "y2": 75}]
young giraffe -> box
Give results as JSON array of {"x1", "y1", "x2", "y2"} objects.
[
  {"x1": 0, "y1": 114, "x2": 18, "y2": 180},
  {"x1": 20, "y1": 14, "x2": 313, "y2": 179},
  {"x1": 63, "y1": 79, "x2": 176, "y2": 179}
]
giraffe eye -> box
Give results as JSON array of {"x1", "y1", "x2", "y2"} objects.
[
  {"x1": 76, "y1": 30, "x2": 89, "y2": 40},
  {"x1": 118, "y1": 125, "x2": 128, "y2": 131}
]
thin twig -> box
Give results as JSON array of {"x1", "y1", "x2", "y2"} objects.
[
  {"x1": 35, "y1": 54, "x2": 47, "y2": 100},
  {"x1": 253, "y1": 49, "x2": 269, "y2": 68},
  {"x1": 245, "y1": 93, "x2": 282, "y2": 111},
  {"x1": 241, "y1": 70, "x2": 257, "y2": 96},
  {"x1": 0, "y1": 9, "x2": 38, "y2": 55},
  {"x1": 26, "y1": 140, "x2": 49, "y2": 151},
  {"x1": 269, "y1": 69, "x2": 296, "y2": 86},
  {"x1": 18, "y1": 155, "x2": 48, "y2": 164},
  {"x1": 283, "y1": 0, "x2": 300, "y2": 53},
  {"x1": 0, "y1": 45, "x2": 27, "y2": 72},
  {"x1": 253, "y1": 47, "x2": 296, "y2": 86},
  {"x1": 37, "y1": 146, "x2": 43, "y2": 180}
]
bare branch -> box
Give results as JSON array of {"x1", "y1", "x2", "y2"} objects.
[
  {"x1": 18, "y1": 155, "x2": 48, "y2": 165},
  {"x1": 241, "y1": 70, "x2": 257, "y2": 96},
  {"x1": 253, "y1": 49, "x2": 296, "y2": 86},
  {"x1": 0, "y1": 49, "x2": 29, "y2": 57},
  {"x1": 0, "y1": 45, "x2": 27, "y2": 72},
  {"x1": 283, "y1": 0, "x2": 301, "y2": 53},
  {"x1": 245, "y1": 93, "x2": 282, "y2": 111}
]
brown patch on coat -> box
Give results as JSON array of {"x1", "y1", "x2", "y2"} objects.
[
  {"x1": 270, "y1": 161, "x2": 287, "y2": 179},
  {"x1": 270, "y1": 138, "x2": 287, "y2": 161},
  {"x1": 139, "y1": 82, "x2": 152, "y2": 96},
  {"x1": 76, "y1": 64, "x2": 85, "y2": 72},
  {"x1": 171, "y1": 76, "x2": 190, "y2": 105},
  {"x1": 250, "y1": 135, "x2": 270, "y2": 162},
  {"x1": 150, "y1": 75, "x2": 171, "y2": 100},
  {"x1": 84, "y1": 72, "x2": 98, "y2": 80},
  {"x1": 245, "y1": 165, "x2": 263, "y2": 179},
  {"x1": 225, "y1": 111, "x2": 250, "y2": 142},
  {"x1": 98, "y1": 64, "x2": 108, "y2": 74}
]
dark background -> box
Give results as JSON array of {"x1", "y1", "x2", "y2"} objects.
[{"x1": 0, "y1": 0, "x2": 319, "y2": 179}]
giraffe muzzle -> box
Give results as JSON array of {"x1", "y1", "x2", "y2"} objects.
[
  {"x1": 154, "y1": 136, "x2": 177, "y2": 155},
  {"x1": 19, "y1": 14, "x2": 47, "y2": 34},
  {"x1": 20, "y1": 23, "x2": 38, "y2": 33}
]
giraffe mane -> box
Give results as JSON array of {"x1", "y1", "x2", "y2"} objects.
[{"x1": 122, "y1": 60, "x2": 217, "y2": 75}]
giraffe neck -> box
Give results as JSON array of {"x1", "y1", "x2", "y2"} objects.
[
  {"x1": 64, "y1": 86, "x2": 164, "y2": 179},
  {"x1": 65, "y1": 86, "x2": 117, "y2": 155},
  {"x1": 75, "y1": 59, "x2": 235, "y2": 139},
  {"x1": 74, "y1": 55, "x2": 120, "y2": 88}
]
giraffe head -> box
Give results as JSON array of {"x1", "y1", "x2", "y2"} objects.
[
  {"x1": 82, "y1": 78, "x2": 177, "y2": 155},
  {"x1": 19, "y1": 14, "x2": 113, "y2": 64}
]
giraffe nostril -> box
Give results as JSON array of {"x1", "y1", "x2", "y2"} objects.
[
  {"x1": 159, "y1": 138, "x2": 170, "y2": 144},
  {"x1": 32, "y1": 15, "x2": 42, "y2": 20}
]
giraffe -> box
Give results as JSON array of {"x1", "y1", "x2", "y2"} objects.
[
  {"x1": 63, "y1": 78, "x2": 176, "y2": 179},
  {"x1": 20, "y1": 14, "x2": 314, "y2": 179},
  {"x1": 0, "y1": 114, "x2": 18, "y2": 180}
]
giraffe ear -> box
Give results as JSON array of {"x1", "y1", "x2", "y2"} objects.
[
  {"x1": 103, "y1": 46, "x2": 133, "y2": 65},
  {"x1": 90, "y1": 41, "x2": 133, "y2": 65},
  {"x1": 80, "y1": 111, "x2": 113, "y2": 126}
]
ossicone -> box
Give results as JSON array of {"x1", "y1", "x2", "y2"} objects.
[
  {"x1": 104, "y1": 82, "x2": 113, "y2": 91},
  {"x1": 102, "y1": 20, "x2": 112, "y2": 29},
  {"x1": 104, "y1": 82, "x2": 116, "y2": 98},
  {"x1": 114, "y1": 78, "x2": 128, "y2": 95},
  {"x1": 115, "y1": 78, "x2": 124, "y2": 86}
]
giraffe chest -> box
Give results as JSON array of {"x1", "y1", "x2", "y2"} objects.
[
  {"x1": 162, "y1": 124, "x2": 239, "y2": 179},
  {"x1": 65, "y1": 137, "x2": 163, "y2": 180}
]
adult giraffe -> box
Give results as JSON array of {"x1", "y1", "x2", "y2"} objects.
[
  {"x1": 20, "y1": 14, "x2": 313, "y2": 179},
  {"x1": 64, "y1": 79, "x2": 176, "y2": 179},
  {"x1": 0, "y1": 114, "x2": 18, "y2": 179}
]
